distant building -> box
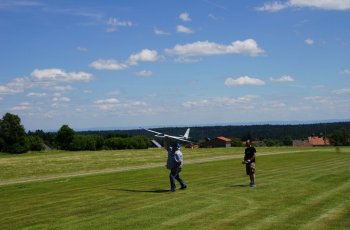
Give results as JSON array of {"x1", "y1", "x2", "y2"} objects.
[
  {"x1": 293, "y1": 136, "x2": 330, "y2": 147},
  {"x1": 308, "y1": 136, "x2": 330, "y2": 146},
  {"x1": 293, "y1": 140, "x2": 312, "y2": 147},
  {"x1": 205, "y1": 136, "x2": 231, "y2": 148}
]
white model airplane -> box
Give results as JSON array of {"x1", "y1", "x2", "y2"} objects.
[{"x1": 141, "y1": 127, "x2": 192, "y2": 143}]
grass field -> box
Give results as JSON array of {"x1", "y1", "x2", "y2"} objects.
[{"x1": 0, "y1": 147, "x2": 349, "y2": 229}]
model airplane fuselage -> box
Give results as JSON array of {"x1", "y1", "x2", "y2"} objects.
[{"x1": 142, "y1": 127, "x2": 191, "y2": 143}]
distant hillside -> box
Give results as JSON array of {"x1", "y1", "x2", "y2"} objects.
[{"x1": 80, "y1": 122, "x2": 350, "y2": 142}]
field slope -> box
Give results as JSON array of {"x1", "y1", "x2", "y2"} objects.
[{"x1": 0, "y1": 147, "x2": 349, "y2": 229}]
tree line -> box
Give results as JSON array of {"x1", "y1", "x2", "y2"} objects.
[
  {"x1": 0, "y1": 113, "x2": 148, "y2": 154},
  {"x1": 1, "y1": 112, "x2": 349, "y2": 154}
]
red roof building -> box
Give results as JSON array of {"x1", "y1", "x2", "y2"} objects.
[
  {"x1": 205, "y1": 136, "x2": 232, "y2": 148},
  {"x1": 308, "y1": 136, "x2": 330, "y2": 146}
]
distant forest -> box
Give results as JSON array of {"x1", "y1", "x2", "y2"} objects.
[{"x1": 80, "y1": 122, "x2": 350, "y2": 142}]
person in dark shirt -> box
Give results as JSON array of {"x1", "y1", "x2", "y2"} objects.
[{"x1": 242, "y1": 139, "x2": 256, "y2": 187}]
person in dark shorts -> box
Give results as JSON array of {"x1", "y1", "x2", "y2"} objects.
[{"x1": 242, "y1": 139, "x2": 256, "y2": 187}]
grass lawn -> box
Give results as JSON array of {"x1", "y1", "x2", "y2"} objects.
[{"x1": 0, "y1": 147, "x2": 349, "y2": 229}]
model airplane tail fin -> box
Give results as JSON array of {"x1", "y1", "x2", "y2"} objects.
[{"x1": 183, "y1": 128, "x2": 190, "y2": 139}]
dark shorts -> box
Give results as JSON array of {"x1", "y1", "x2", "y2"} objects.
[{"x1": 246, "y1": 162, "x2": 256, "y2": 175}]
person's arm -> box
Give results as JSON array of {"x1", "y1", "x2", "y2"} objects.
[
  {"x1": 174, "y1": 151, "x2": 183, "y2": 167},
  {"x1": 250, "y1": 152, "x2": 256, "y2": 162}
]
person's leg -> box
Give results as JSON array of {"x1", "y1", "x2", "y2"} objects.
[
  {"x1": 169, "y1": 169, "x2": 177, "y2": 191},
  {"x1": 175, "y1": 168, "x2": 186, "y2": 189},
  {"x1": 249, "y1": 163, "x2": 256, "y2": 187},
  {"x1": 246, "y1": 164, "x2": 252, "y2": 185}
]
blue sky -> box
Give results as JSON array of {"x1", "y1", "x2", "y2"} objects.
[{"x1": 1, "y1": 0, "x2": 350, "y2": 131}]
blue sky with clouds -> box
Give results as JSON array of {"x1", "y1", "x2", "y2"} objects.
[{"x1": 1, "y1": 0, "x2": 350, "y2": 131}]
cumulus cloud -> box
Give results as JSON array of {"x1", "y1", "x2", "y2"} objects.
[
  {"x1": 93, "y1": 97, "x2": 148, "y2": 113},
  {"x1": 135, "y1": 70, "x2": 153, "y2": 77},
  {"x1": 77, "y1": 46, "x2": 88, "y2": 52},
  {"x1": 27, "y1": 92, "x2": 47, "y2": 97},
  {"x1": 333, "y1": 88, "x2": 350, "y2": 95},
  {"x1": 10, "y1": 102, "x2": 31, "y2": 111},
  {"x1": 256, "y1": 0, "x2": 350, "y2": 12},
  {"x1": 305, "y1": 38, "x2": 314, "y2": 45},
  {"x1": 270, "y1": 75, "x2": 295, "y2": 82},
  {"x1": 90, "y1": 49, "x2": 158, "y2": 71},
  {"x1": 31, "y1": 68, "x2": 93, "y2": 82},
  {"x1": 183, "y1": 95, "x2": 258, "y2": 108},
  {"x1": 51, "y1": 85, "x2": 74, "y2": 91},
  {"x1": 179, "y1": 12, "x2": 191, "y2": 21},
  {"x1": 154, "y1": 27, "x2": 170, "y2": 35},
  {"x1": 225, "y1": 76, "x2": 266, "y2": 86},
  {"x1": 342, "y1": 69, "x2": 350, "y2": 75},
  {"x1": 165, "y1": 39, "x2": 264, "y2": 58},
  {"x1": 106, "y1": 17, "x2": 133, "y2": 32},
  {"x1": 256, "y1": 1, "x2": 288, "y2": 12},
  {"x1": 127, "y1": 49, "x2": 158, "y2": 65},
  {"x1": 176, "y1": 25, "x2": 194, "y2": 34},
  {"x1": 90, "y1": 59, "x2": 129, "y2": 70},
  {"x1": 52, "y1": 96, "x2": 70, "y2": 102},
  {"x1": 94, "y1": 98, "x2": 120, "y2": 104},
  {"x1": 208, "y1": 13, "x2": 223, "y2": 20},
  {"x1": 0, "y1": 77, "x2": 31, "y2": 95}
]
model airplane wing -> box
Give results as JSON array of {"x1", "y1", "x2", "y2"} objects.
[
  {"x1": 169, "y1": 136, "x2": 192, "y2": 143},
  {"x1": 141, "y1": 127, "x2": 163, "y2": 135},
  {"x1": 141, "y1": 127, "x2": 192, "y2": 143}
]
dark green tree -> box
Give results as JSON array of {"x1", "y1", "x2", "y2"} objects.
[
  {"x1": 231, "y1": 138, "x2": 243, "y2": 147},
  {"x1": 56, "y1": 125, "x2": 75, "y2": 150},
  {"x1": 26, "y1": 135, "x2": 44, "y2": 151},
  {"x1": 329, "y1": 128, "x2": 350, "y2": 146},
  {"x1": 0, "y1": 113, "x2": 28, "y2": 153}
]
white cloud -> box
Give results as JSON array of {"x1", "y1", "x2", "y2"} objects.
[
  {"x1": 0, "y1": 77, "x2": 31, "y2": 95},
  {"x1": 136, "y1": 70, "x2": 153, "y2": 77},
  {"x1": 270, "y1": 75, "x2": 295, "y2": 82},
  {"x1": 106, "y1": 17, "x2": 133, "y2": 32},
  {"x1": 127, "y1": 49, "x2": 158, "y2": 65},
  {"x1": 256, "y1": 1, "x2": 288, "y2": 12},
  {"x1": 225, "y1": 76, "x2": 266, "y2": 86},
  {"x1": 51, "y1": 85, "x2": 73, "y2": 91},
  {"x1": 176, "y1": 25, "x2": 194, "y2": 34},
  {"x1": 27, "y1": 92, "x2": 47, "y2": 97},
  {"x1": 52, "y1": 96, "x2": 71, "y2": 102},
  {"x1": 179, "y1": 12, "x2": 191, "y2": 21},
  {"x1": 0, "y1": 85, "x2": 23, "y2": 94},
  {"x1": 94, "y1": 98, "x2": 120, "y2": 104},
  {"x1": 342, "y1": 69, "x2": 350, "y2": 75},
  {"x1": 305, "y1": 38, "x2": 314, "y2": 45},
  {"x1": 333, "y1": 88, "x2": 350, "y2": 95},
  {"x1": 290, "y1": 0, "x2": 350, "y2": 10},
  {"x1": 154, "y1": 27, "x2": 170, "y2": 35},
  {"x1": 208, "y1": 13, "x2": 223, "y2": 20},
  {"x1": 77, "y1": 46, "x2": 88, "y2": 52},
  {"x1": 93, "y1": 97, "x2": 148, "y2": 113},
  {"x1": 165, "y1": 39, "x2": 264, "y2": 58},
  {"x1": 183, "y1": 95, "x2": 258, "y2": 108},
  {"x1": 91, "y1": 49, "x2": 158, "y2": 71},
  {"x1": 257, "y1": 0, "x2": 350, "y2": 12},
  {"x1": 10, "y1": 102, "x2": 31, "y2": 111},
  {"x1": 90, "y1": 59, "x2": 128, "y2": 70},
  {"x1": 31, "y1": 68, "x2": 93, "y2": 82}
]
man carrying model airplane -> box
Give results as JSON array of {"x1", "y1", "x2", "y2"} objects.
[{"x1": 166, "y1": 143, "x2": 187, "y2": 192}]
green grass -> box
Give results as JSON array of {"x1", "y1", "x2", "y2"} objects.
[{"x1": 0, "y1": 147, "x2": 349, "y2": 229}]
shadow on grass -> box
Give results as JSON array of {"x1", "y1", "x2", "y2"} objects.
[
  {"x1": 116, "y1": 188, "x2": 170, "y2": 193},
  {"x1": 230, "y1": 184, "x2": 250, "y2": 187}
]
